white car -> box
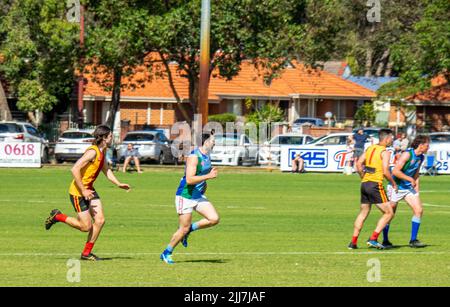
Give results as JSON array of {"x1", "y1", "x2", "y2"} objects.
[
  {"x1": 259, "y1": 134, "x2": 315, "y2": 166},
  {"x1": 210, "y1": 134, "x2": 258, "y2": 166},
  {"x1": 0, "y1": 121, "x2": 50, "y2": 163},
  {"x1": 429, "y1": 132, "x2": 450, "y2": 145},
  {"x1": 54, "y1": 129, "x2": 95, "y2": 163}
]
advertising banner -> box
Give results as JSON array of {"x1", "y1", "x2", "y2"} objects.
[{"x1": 0, "y1": 142, "x2": 42, "y2": 168}]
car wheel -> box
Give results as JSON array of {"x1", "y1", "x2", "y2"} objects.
[
  {"x1": 41, "y1": 148, "x2": 49, "y2": 164},
  {"x1": 158, "y1": 152, "x2": 164, "y2": 165}
]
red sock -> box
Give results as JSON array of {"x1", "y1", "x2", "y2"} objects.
[
  {"x1": 370, "y1": 231, "x2": 380, "y2": 241},
  {"x1": 82, "y1": 242, "x2": 94, "y2": 256},
  {"x1": 55, "y1": 214, "x2": 67, "y2": 223},
  {"x1": 352, "y1": 236, "x2": 358, "y2": 245}
]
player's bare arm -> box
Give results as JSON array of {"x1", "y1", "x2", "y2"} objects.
[
  {"x1": 72, "y1": 149, "x2": 97, "y2": 200},
  {"x1": 392, "y1": 152, "x2": 416, "y2": 188},
  {"x1": 356, "y1": 153, "x2": 366, "y2": 179},
  {"x1": 382, "y1": 150, "x2": 397, "y2": 191},
  {"x1": 102, "y1": 161, "x2": 131, "y2": 191},
  {"x1": 185, "y1": 156, "x2": 217, "y2": 185}
]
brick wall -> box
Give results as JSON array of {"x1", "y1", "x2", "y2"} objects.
[{"x1": 120, "y1": 102, "x2": 176, "y2": 126}]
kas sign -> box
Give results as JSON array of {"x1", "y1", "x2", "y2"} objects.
[
  {"x1": 0, "y1": 142, "x2": 41, "y2": 168},
  {"x1": 280, "y1": 145, "x2": 351, "y2": 172}
]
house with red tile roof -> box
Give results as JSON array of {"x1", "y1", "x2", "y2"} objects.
[
  {"x1": 81, "y1": 57, "x2": 376, "y2": 137},
  {"x1": 404, "y1": 76, "x2": 450, "y2": 132}
]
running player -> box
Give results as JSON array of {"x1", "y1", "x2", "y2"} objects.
[
  {"x1": 383, "y1": 135, "x2": 430, "y2": 248},
  {"x1": 348, "y1": 129, "x2": 397, "y2": 250},
  {"x1": 44, "y1": 125, "x2": 130, "y2": 261},
  {"x1": 160, "y1": 133, "x2": 219, "y2": 264}
]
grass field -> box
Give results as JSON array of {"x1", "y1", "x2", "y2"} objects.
[{"x1": 0, "y1": 166, "x2": 449, "y2": 286}]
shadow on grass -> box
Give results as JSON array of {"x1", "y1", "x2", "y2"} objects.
[{"x1": 177, "y1": 259, "x2": 229, "y2": 264}]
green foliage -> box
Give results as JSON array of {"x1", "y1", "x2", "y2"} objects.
[
  {"x1": 0, "y1": 0, "x2": 79, "y2": 115},
  {"x1": 17, "y1": 79, "x2": 57, "y2": 112},
  {"x1": 246, "y1": 103, "x2": 285, "y2": 128},
  {"x1": 383, "y1": 0, "x2": 450, "y2": 98},
  {"x1": 354, "y1": 102, "x2": 377, "y2": 127},
  {"x1": 208, "y1": 113, "x2": 236, "y2": 127}
]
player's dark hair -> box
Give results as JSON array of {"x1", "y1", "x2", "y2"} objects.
[
  {"x1": 379, "y1": 129, "x2": 393, "y2": 141},
  {"x1": 202, "y1": 129, "x2": 215, "y2": 145},
  {"x1": 411, "y1": 135, "x2": 430, "y2": 149},
  {"x1": 92, "y1": 125, "x2": 111, "y2": 145}
]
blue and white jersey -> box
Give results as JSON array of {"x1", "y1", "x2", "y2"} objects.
[
  {"x1": 393, "y1": 148, "x2": 424, "y2": 190},
  {"x1": 176, "y1": 148, "x2": 212, "y2": 199}
]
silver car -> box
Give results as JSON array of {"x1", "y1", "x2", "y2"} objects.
[
  {"x1": 117, "y1": 131, "x2": 177, "y2": 165},
  {"x1": 0, "y1": 121, "x2": 49, "y2": 163}
]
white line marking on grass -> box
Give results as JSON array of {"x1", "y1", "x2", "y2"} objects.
[
  {"x1": 423, "y1": 203, "x2": 450, "y2": 208},
  {"x1": 0, "y1": 251, "x2": 447, "y2": 257},
  {"x1": 421, "y1": 191, "x2": 450, "y2": 193}
]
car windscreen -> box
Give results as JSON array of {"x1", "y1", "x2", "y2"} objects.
[
  {"x1": 294, "y1": 119, "x2": 314, "y2": 124},
  {"x1": 430, "y1": 134, "x2": 450, "y2": 143},
  {"x1": 215, "y1": 135, "x2": 239, "y2": 145},
  {"x1": 124, "y1": 134, "x2": 155, "y2": 142},
  {"x1": 0, "y1": 123, "x2": 23, "y2": 133},
  {"x1": 276, "y1": 136, "x2": 304, "y2": 145},
  {"x1": 61, "y1": 132, "x2": 93, "y2": 139},
  {"x1": 308, "y1": 135, "x2": 328, "y2": 144}
]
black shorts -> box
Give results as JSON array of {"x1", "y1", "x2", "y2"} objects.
[
  {"x1": 360, "y1": 182, "x2": 388, "y2": 205},
  {"x1": 69, "y1": 191, "x2": 100, "y2": 213}
]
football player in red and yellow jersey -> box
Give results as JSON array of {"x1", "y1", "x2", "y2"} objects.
[
  {"x1": 45, "y1": 125, "x2": 130, "y2": 261},
  {"x1": 348, "y1": 129, "x2": 397, "y2": 250}
]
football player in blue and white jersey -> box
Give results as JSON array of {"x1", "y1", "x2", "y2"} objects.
[{"x1": 384, "y1": 135, "x2": 430, "y2": 248}]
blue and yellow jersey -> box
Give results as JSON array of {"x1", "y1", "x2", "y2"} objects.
[
  {"x1": 176, "y1": 148, "x2": 212, "y2": 199},
  {"x1": 69, "y1": 145, "x2": 105, "y2": 196},
  {"x1": 394, "y1": 148, "x2": 424, "y2": 190}
]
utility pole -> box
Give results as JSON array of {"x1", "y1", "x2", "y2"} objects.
[
  {"x1": 198, "y1": 0, "x2": 211, "y2": 125},
  {"x1": 77, "y1": 4, "x2": 85, "y2": 129},
  {"x1": 67, "y1": 0, "x2": 84, "y2": 129}
]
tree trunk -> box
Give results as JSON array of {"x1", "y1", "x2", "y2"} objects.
[
  {"x1": 376, "y1": 49, "x2": 390, "y2": 77},
  {"x1": 365, "y1": 48, "x2": 373, "y2": 78},
  {"x1": 159, "y1": 53, "x2": 191, "y2": 123},
  {"x1": 107, "y1": 67, "x2": 122, "y2": 132},
  {"x1": 384, "y1": 59, "x2": 394, "y2": 77},
  {"x1": 188, "y1": 75, "x2": 200, "y2": 116},
  {"x1": 0, "y1": 81, "x2": 12, "y2": 121},
  {"x1": 26, "y1": 111, "x2": 43, "y2": 127}
]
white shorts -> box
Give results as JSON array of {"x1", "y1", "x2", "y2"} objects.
[
  {"x1": 387, "y1": 185, "x2": 419, "y2": 203},
  {"x1": 175, "y1": 195, "x2": 210, "y2": 215}
]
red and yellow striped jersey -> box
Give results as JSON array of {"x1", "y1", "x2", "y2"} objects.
[
  {"x1": 362, "y1": 144, "x2": 386, "y2": 184},
  {"x1": 69, "y1": 145, "x2": 105, "y2": 196}
]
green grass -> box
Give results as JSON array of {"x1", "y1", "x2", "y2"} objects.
[{"x1": 0, "y1": 166, "x2": 449, "y2": 286}]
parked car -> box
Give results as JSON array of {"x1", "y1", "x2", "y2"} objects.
[
  {"x1": 292, "y1": 117, "x2": 325, "y2": 133},
  {"x1": 429, "y1": 132, "x2": 450, "y2": 144},
  {"x1": 259, "y1": 133, "x2": 315, "y2": 165},
  {"x1": 0, "y1": 121, "x2": 49, "y2": 163},
  {"x1": 308, "y1": 133, "x2": 353, "y2": 146},
  {"x1": 117, "y1": 130, "x2": 177, "y2": 164},
  {"x1": 54, "y1": 129, "x2": 95, "y2": 163},
  {"x1": 210, "y1": 133, "x2": 258, "y2": 166}
]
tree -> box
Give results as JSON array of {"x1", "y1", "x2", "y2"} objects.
[
  {"x1": 379, "y1": 0, "x2": 449, "y2": 98},
  {"x1": 151, "y1": 0, "x2": 343, "y2": 122},
  {"x1": 335, "y1": 0, "x2": 425, "y2": 78},
  {"x1": 83, "y1": 0, "x2": 169, "y2": 130},
  {"x1": 355, "y1": 102, "x2": 377, "y2": 127},
  {"x1": 0, "y1": 0, "x2": 79, "y2": 126}
]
